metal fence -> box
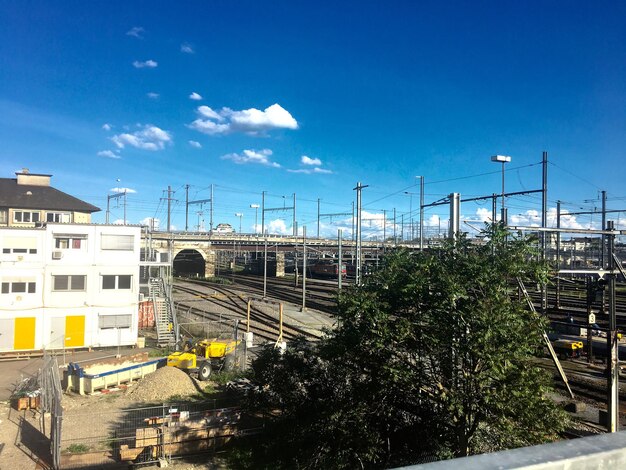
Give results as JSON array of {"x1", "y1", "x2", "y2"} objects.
[
  {"x1": 59, "y1": 401, "x2": 244, "y2": 469},
  {"x1": 39, "y1": 351, "x2": 63, "y2": 470}
]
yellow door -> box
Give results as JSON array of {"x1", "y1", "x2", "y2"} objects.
[
  {"x1": 14, "y1": 317, "x2": 36, "y2": 350},
  {"x1": 65, "y1": 315, "x2": 85, "y2": 347}
]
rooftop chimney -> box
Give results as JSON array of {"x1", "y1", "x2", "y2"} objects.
[{"x1": 16, "y1": 169, "x2": 52, "y2": 187}]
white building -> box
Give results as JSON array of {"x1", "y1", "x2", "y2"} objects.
[{"x1": 0, "y1": 223, "x2": 141, "y2": 352}]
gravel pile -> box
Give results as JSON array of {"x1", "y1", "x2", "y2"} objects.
[{"x1": 126, "y1": 366, "x2": 203, "y2": 402}]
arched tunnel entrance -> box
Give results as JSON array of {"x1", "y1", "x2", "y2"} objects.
[{"x1": 173, "y1": 249, "x2": 205, "y2": 278}]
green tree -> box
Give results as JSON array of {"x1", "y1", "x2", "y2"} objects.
[{"x1": 237, "y1": 225, "x2": 567, "y2": 468}]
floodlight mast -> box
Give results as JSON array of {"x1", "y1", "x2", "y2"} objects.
[{"x1": 491, "y1": 155, "x2": 511, "y2": 224}]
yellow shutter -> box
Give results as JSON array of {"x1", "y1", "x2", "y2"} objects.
[
  {"x1": 14, "y1": 317, "x2": 36, "y2": 350},
  {"x1": 65, "y1": 315, "x2": 85, "y2": 347}
]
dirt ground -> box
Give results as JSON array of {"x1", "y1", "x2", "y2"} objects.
[{"x1": 0, "y1": 357, "x2": 237, "y2": 470}]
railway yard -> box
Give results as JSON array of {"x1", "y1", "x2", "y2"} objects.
[
  {"x1": 171, "y1": 272, "x2": 626, "y2": 432},
  {"x1": 2, "y1": 272, "x2": 625, "y2": 469}
]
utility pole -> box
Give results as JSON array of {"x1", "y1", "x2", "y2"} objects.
[
  {"x1": 338, "y1": 229, "x2": 343, "y2": 290},
  {"x1": 382, "y1": 209, "x2": 386, "y2": 253},
  {"x1": 541, "y1": 151, "x2": 548, "y2": 315},
  {"x1": 184, "y1": 185, "x2": 189, "y2": 231},
  {"x1": 293, "y1": 193, "x2": 297, "y2": 237},
  {"x1": 261, "y1": 191, "x2": 266, "y2": 236},
  {"x1": 302, "y1": 226, "x2": 307, "y2": 311},
  {"x1": 607, "y1": 220, "x2": 619, "y2": 432},
  {"x1": 351, "y1": 201, "x2": 355, "y2": 243},
  {"x1": 419, "y1": 176, "x2": 425, "y2": 251},
  {"x1": 351, "y1": 201, "x2": 355, "y2": 264},
  {"x1": 106, "y1": 190, "x2": 127, "y2": 224},
  {"x1": 556, "y1": 201, "x2": 561, "y2": 308},
  {"x1": 541, "y1": 151, "x2": 548, "y2": 258},
  {"x1": 317, "y1": 198, "x2": 320, "y2": 238},
  {"x1": 601, "y1": 190, "x2": 607, "y2": 268},
  {"x1": 210, "y1": 184, "x2": 214, "y2": 232},
  {"x1": 263, "y1": 235, "x2": 268, "y2": 299},
  {"x1": 167, "y1": 186, "x2": 172, "y2": 233},
  {"x1": 393, "y1": 208, "x2": 397, "y2": 246},
  {"x1": 353, "y1": 182, "x2": 368, "y2": 285}
]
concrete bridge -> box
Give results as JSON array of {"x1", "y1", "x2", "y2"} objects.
[{"x1": 142, "y1": 231, "x2": 407, "y2": 278}]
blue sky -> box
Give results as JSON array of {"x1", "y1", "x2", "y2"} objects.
[{"x1": 1, "y1": 1, "x2": 624, "y2": 237}]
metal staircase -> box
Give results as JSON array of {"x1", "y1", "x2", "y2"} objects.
[{"x1": 149, "y1": 278, "x2": 177, "y2": 347}]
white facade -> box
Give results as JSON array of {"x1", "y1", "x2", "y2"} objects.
[{"x1": 0, "y1": 223, "x2": 141, "y2": 352}]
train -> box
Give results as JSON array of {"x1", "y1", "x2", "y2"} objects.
[{"x1": 308, "y1": 261, "x2": 347, "y2": 278}]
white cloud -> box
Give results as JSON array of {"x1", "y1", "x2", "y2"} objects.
[
  {"x1": 180, "y1": 43, "x2": 194, "y2": 54},
  {"x1": 102, "y1": 123, "x2": 112, "y2": 131},
  {"x1": 510, "y1": 210, "x2": 542, "y2": 227},
  {"x1": 267, "y1": 219, "x2": 290, "y2": 235},
  {"x1": 301, "y1": 155, "x2": 321, "y2": 166},
  {"x1": 188, "y1": 140, "x2": 202, "y2": 148},
  {"x1": 546, "y1": 207, "x2": 585, "y2": 230},
  {"x1": 147, "y1": 92, "x2": 160, "y2": 99},
  {"x1": 221, "y1": 149, "x2": 280, "y2": 168},
  {"x1": 475, "y1": 208, "x2": 494, "y2": 223},
  {"x1": 112, "y1": 219, "x2": 126, "y2": 225},
  {"x1": 111, "y1": 125, "x2": 172, "y2": 151},
  {"x1": 287, "y1": 167, "x2": 332, "y2": 174},
  {"x1": 126, "y1": 26, "x2": 145, "y2": 39},
  {"x1": 110, "y1": 187, "x2": 137, "y2": 194},
  {"x1": 189, "y1": 103, "x2": 298, "y2": 135},
  {"x1": 427, "y1": 215, "x2": 442, "y2": 226},
  {"x1": 189, "y1": 92, "x2": 203, "y2": 100},
  {"x1": 133, "y1": 59, "x2": 158, "y2": 69},
  {"x1": 287, "y1": 155, "x2": 332, "y2": 174},
  {"x1": 97, "y1": 150, "x2": 120, "y2": 159}
]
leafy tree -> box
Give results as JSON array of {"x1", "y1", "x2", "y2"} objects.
[{"x1": 235, "y1": 225, "x2": 567, "y2": 468}]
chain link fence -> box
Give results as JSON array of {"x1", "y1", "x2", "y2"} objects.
[
  {"x1": 59, "y1": 401, "x2": 247, "y2": 469},
  {"x1": 39, "y1": 351, "x2": 63, "y2": 469}
]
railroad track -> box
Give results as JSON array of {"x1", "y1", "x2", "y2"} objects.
[{"x1": 173, "y1": 280, "x2": 330, "y2": 344}]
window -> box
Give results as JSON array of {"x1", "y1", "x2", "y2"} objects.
[
  {"x1": 52, "y1": 275, "x2": 86, "y2": 292},
  {"x1": 101, "y1": 234, "x2": 134, "y2": 250},
  {"x1": 98, "y1": 314, "x2": 132, "y2": 329},
  {"x1": 0, "y1": 209, "x2": 7, "y2": 224},
  {"x1": 1, "y1": 281, "x2": 36, "y2": 294},
  {"x1": 2, "y1": 247, "x2": 37, "y2": 254},
  {"x1": 54, "y1": 235, "x2": 86, "y2": 250},
  {"x1": 102, "y1": 274, "x2": 132, "y2": 290},
  {"x1": 46, "y1": 212, "x2": 71, "y2": 223},
  {"x1": 13, "y1": 211, "x2": 40, "y2": 223}
]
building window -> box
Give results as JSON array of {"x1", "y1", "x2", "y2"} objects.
[
  {"x1": 54, "y1": 235, "x2": 86, "y2": 250},
  {"x1": 1, "y1": 281, "x2": 36, "y2": 294},
  {"x1": 101, "y1": 234, "x2": 134, "y2": 250},
  {"x1": 52, "y1": 275, "x2": 86, "y2": 292},
  {"x1": 46, "y1": 212, "x2": 71, "y2": 223},
  {"x1": 99, "y1": 314, "x2": 132, "y2": 329},
  {"x1": 102, "y1": 274, "x2": 132, "y2": 290},
  {"x1": 2, "y1": 247, "x2": 37, "y2": 254},
  {"x1": 13, "y1": 211, "x2": 40, "y2": 223},
  {"x1": 0, "y1": 209, "x2": 7, "y2": 224}
]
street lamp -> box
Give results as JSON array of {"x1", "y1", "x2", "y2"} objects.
[
  {"x1": 491, "y1": 155, "x2": 511, "y2": 224},
  {"x1": 250, "y1": 204, "x2": 260, "y2": 234},
  {"x1": 235, "y1": 212, "x2": 243, "y2": 233}
]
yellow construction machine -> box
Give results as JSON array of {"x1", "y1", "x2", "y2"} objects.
[{"x1": 167, "y1": 337, "x2": 240, "y2": 380}]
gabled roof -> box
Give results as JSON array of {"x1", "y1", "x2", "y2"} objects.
[{"x1": 0, "y1": 178, "x2": 100, "y2": 213}]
